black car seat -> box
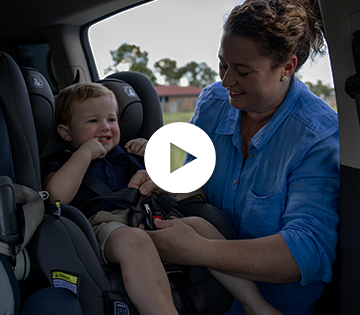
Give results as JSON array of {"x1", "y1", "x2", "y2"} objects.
[
  {"x1": 0, "y1": 51, "x2": 46, "y2": 315},
  {"x1": 0, "y1": 51, "x2": 89, "y2": 315},
  {"x1": 0, "y1": 50, "x2": 62, "y2": 315},
  {"x1": 0, "y1": 98, "x2": 21, "y2": 315},
  {"x1": 25, "y1": 68, "x2": 234, "y2": 315}
]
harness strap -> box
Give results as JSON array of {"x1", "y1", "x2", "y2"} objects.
[{"x1": 80, "y1": 187, "x2": 141, "y2": 215}]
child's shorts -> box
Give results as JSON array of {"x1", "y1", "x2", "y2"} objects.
[{"x1": 88, "y1": 209, "x2": 130, "y2": 264}]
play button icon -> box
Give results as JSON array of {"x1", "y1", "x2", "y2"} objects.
[{"x1": 144, "y1": 122, "x2": 216, "y2": 193}]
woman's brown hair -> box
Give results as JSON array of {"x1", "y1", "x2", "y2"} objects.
[{"x1": 223, "y1": 0, "x2": 325, "y2": 72}]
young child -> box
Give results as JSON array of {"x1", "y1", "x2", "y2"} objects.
[{"x1": 43, "y1": 82, "x2": 179, "y2": 315}]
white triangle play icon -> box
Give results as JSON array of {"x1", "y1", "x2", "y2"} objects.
[{"x1": 145, "y1": 122, "x2": 216, "y2": 193}]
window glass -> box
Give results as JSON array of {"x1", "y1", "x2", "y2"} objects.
[{"x1": 89, "y1": 0, "x2": 336, "y2": 169}]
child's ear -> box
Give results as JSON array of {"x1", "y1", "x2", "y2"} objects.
[{"x1": 57, "y1": 124, "x2": 72, "y2": 141}]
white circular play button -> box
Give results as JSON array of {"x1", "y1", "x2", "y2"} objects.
[{"x1": 144, "y1": 122, "x2": 216, "y2": 193}]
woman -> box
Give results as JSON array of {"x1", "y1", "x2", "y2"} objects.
[{"x1": 132, "y1": 0, "x2": 339, "y2": 314}]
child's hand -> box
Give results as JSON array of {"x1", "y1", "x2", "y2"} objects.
[
  {"x1": 128, "y1": 170, "x2": 165, "y2": 196},
  {"x1": 125, "y1": 138, "x2": 148, "y2": 156},
  {"x1": 78, "y1": 138, "x2": 107, "y2": 160}
]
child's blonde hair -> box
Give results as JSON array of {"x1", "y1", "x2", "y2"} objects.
[{"x1": 55, "y1": 83, "x2": 117, "y2": 126}]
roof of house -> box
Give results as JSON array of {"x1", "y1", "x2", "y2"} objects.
[{"x1": 154, "y1": 85, "x2": 203, "y2": 97}]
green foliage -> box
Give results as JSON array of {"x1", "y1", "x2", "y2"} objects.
[
  {"x1": 155, "y1": 58, "x2": 217, "y2": 88},
  {"x1": 182, "y1": 61, "x2": 218, "y2": 88},
  {"x1": 108, "y1": 43, "x2": 157, "y2": 84},
  {"x1": 154, "y1": 58, "x2": 185, "y2": 85},
  {"x1": 107, "y1": 42, "x2": 218, "y2": 88},
  {"x1": 305, "y1": 80, "x2": 334, "y2": 98}
]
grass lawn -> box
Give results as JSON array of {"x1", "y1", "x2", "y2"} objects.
[{"x1": 163, "y1": 111, "x2": 194, "y2": 172}]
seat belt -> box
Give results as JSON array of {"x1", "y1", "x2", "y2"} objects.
[
  {"x1": 80, "y1": 153, "x2": 142, "y2": 214},
  {"x1": 345, "y1": 29, "x2": 360, "y2": 124}
]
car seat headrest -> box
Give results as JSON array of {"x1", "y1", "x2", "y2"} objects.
[
  {"x1": 21, "y1": 67, "x2": 67, "y2": 159},
  {"x1": 0, "y1": 52, "x2": 41, "y2": 190},
  {"x1": 98, "y1": 78, "x2": 143, "y2": 147},
  {"x1": 21, "y1": 69, "x2": 162, "y2": 163},
  {"x1": 104, "y1": 72, "x2": 163, "y2": 144}
]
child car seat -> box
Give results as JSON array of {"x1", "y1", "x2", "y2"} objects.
[
  {"x1": 0, "y1": 99, "x2": 21, "y2": 315},
  {"x1": 25, "y1": 68, "x2": 234, "y2": 315},
  {"x1": 0, "y1": 51, "x2": 46, "y2": 314},
  {"x1": 0, "y1": 51, "x2": 86, "y2": 315}
]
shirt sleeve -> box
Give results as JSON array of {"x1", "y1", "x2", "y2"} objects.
[
  {"x1": 278, "y1": 131, "x2": 339, "y2": 285},
  {"x1": 42, "y1": 157, "x2": 62, "y2": 178}
]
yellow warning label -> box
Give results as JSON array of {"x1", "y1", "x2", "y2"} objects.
[{"x1": 52, "y1": 271, "x2": 78, "y2": 285}]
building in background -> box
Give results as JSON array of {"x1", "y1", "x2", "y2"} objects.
[{"x1": 154, "y1": 85, "x2": 202, "y2": 113}]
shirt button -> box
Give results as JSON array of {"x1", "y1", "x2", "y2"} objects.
[
  {"x1": 249, "y1": 140, "x2": 253, "y2": 146},
  {"x1": 227, "y1": 211, "x2": 231, "y2": 216},
  {"x1": 233, "y1": 179, "x2": 237, "y2": 185},
  {"x1": 250, "y1": 154, "x2": 253, "y2": 159}
]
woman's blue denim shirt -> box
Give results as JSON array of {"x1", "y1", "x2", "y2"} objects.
[{"x1": 185, "y1": 78, "x2": 339, "y2": 314}]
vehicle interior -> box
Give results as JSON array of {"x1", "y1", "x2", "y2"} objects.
[{"x1": 0, "y1": 0, "x2": 359, "y2": 314}]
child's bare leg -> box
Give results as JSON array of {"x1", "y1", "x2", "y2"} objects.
[
  {"x1": 104, "y1": 226, "x2": 178, "y2": 315},
  {"x1": 180, "y1": 217, "x2": 283, "y2": 315}
]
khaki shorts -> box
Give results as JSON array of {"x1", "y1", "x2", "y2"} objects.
[{"x1": 88, "y1": 209, "x2": 130, "y2": 264}]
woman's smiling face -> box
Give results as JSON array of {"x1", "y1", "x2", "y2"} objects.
[{"x1": 218, "y1": 33, "x2": 293, "y2": 117}]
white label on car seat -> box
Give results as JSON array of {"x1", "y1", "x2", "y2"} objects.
[
  {"x1": 123, "y1": 85, "x2": 138, "y2": 98},
  {"x1": 51, "y1": 271, "x2": 79, "y2": 297},
  {"x1": 26, "y1": 73, "x2": 44, "y2": 88},
  {"x1": 114, "y1": 301, "x2": 130, "y2": 315}
]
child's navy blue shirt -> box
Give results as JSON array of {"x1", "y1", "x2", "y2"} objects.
[{"x1": 43, "y1": 145, "x2": 143, "y2": 217}]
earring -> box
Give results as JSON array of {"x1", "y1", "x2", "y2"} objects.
[{"x1": 282, "y1": 75, "x2": 289, "y2": 82}]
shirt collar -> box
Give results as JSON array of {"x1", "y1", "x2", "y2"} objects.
[{"x1": 215, "y1": 77, "x2": 301, "y2": 151}]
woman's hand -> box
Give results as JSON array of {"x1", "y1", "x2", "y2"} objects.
[{"x1": 147, "y1": 219, "x2": 205, "y2": 265}]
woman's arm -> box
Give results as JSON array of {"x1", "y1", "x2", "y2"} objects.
[{"x1": 148, "y1": 219, "x2": 300, "y2": 283}]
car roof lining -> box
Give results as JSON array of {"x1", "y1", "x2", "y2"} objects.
[{"x1": 0, "y1": 0, "x2": 152, "y2": 43}]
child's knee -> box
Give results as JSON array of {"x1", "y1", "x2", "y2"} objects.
[
  {"x1": 105, "y1": 227, "x2": 153, "y2": 262},
  {"x1": 115, "y1": 226, "x2": 153, "y2": 248}
]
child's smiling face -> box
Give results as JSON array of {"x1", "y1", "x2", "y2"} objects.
[{"x1": 67, "y1": 95, "x2": 120, "y2": 152}]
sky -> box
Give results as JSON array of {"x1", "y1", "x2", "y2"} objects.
[{"x1": 89, "y1": 0, "x2": 334, "y2": 87}]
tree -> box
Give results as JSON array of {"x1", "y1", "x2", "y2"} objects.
[
  {"x1": 154, "y1": 58, "x2": 185, "y2": 85},
  {"x1": 182, "y1": 61, "x2": 217, "y2": 88},
  {"x1": 154, "y1": 58, "x2": 217, "y2": 88},
  {"x1": 305, "y1": 80, "x2": 334, "y2": 98},
  {"x1": 107, "y1": 43, "x2": 157, "y2": 84}
]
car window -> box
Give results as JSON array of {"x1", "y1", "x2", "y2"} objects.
[
  {"x1": 88, "y1": 0, "x2": 336, "y2": 170},
  {"x1": 89, "y1": 1, "x2": 333, "y2": 87}
]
